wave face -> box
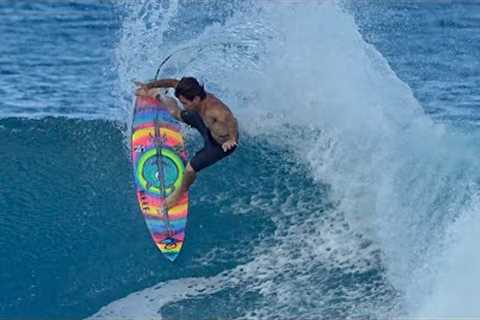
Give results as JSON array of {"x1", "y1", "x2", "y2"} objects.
[
  {"x1": 0, "y1": 1, "x2": 119, "y2": 119},
  {"x1": 2, "y1": 1, "x2": 480, "y2": 319}
]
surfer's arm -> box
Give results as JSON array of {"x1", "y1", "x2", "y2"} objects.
[
  {"x1": 225, "y1": 116, "x2": 238, "y2": 143},
  {"x1": 210, "y1": 107, "x2": 238, "y2": 142},
  {"x1": 211, "y1": 109, "x2": 238, "y2": 152},
  {"x1": 145, "y1": 79, "x2": 179, "y2": 89},
  {"x1": 221, "y1": 116, "x2": 238, "y2": 152},
  {"x1": 219, "y1": 108, "x2": 238, "y2": 143}
]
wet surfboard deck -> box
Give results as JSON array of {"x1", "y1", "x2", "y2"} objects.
[{"x1": 131, "y1": 95, "x2": 189, "y2": 261}]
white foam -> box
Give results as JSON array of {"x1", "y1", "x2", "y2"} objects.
[
  {"x1": 415, "y1": 190, "x2": 480, "y2": 317},
  {"x1": 88, "y1": 275, "x2": 231, "y2": 320}
]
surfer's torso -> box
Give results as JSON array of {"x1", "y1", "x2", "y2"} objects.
[
  {"x1": 180, "y1": 107, "x2": 237, "y2": 172},
  {"x1": 198, "y1": 94, "x2": 238, "y2": 145}
]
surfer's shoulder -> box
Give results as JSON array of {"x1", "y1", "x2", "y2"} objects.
[{"x1": 205, "y1": 94, "x2": 231, "y2": 112}]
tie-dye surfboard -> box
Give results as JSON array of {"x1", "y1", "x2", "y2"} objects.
[{"x1": 131, "y1": 95, "x2": 189, "y2": 261}]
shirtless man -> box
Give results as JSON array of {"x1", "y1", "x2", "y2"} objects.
[{"x1": 135, "y1": 77, "x2": 238, "y2": 208}]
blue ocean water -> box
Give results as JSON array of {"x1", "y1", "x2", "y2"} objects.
[{"x1": 1, "y1": 1, "x2": 480, "y2": 319}]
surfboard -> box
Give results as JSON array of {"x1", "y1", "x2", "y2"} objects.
[{"x1": 131, "y1": 95, "x2": 189, "y2": 261}]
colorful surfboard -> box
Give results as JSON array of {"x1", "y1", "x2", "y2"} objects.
[{"x1": 131, "y1": 95, "x2": 189, "y2": 261}]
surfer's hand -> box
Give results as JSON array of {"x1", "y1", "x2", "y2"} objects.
[{"x1": 222, "y1": 139, "x2": 237, "y2": 152}]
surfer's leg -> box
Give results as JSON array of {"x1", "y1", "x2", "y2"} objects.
[
  {"x1": 166, "y1": 163, "x2": 196, "y2": 209},
  {"x1": 190, "y1": 142, "x2": 237, "y2": 172},
  {"x1": 179, "y1": 163, "x2": 197, "y2": 194},
  {"x1": 165, "y1": 142, "x2": 236, "y2": 208}
]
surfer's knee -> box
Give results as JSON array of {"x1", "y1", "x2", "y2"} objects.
[
  {"x1": 186, "y1": 162, "x2": 196, "y2": 174},
  {"x1": 159, "y1": 95, "x2": 176, "y2": 104}
]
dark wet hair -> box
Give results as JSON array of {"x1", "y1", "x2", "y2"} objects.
[{"x1": 174, "y1": 77, "x2": 206, "y2": 101}]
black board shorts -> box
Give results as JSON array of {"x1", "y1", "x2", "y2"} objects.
[{"x1": 180, "y1": 110, "x2": 236, "y2": 172}]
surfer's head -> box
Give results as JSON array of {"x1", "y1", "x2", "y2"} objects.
[{"x1": 175, "y1": 77, "x2": 206, "y2": 110}]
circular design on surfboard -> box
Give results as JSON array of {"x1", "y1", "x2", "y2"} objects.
[{"x1": 136, "y1": 148, "x2": 185, "y2": 195}]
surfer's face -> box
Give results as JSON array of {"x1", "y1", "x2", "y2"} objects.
[{"x1": 179, "y1": 95, "x2": 200, "y2": 111}]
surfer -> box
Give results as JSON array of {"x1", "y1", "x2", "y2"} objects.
[{"x1": 135, "y1": 77, "x2": 239, "y2": 208}]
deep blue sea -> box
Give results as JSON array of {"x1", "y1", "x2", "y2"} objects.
[{"x1": 2, "y1": 1, "x2": 480, "y2": 319}]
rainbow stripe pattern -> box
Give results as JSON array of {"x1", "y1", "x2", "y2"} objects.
[{"x1": 131, "y1": 96, "x2": 189, "y2": 261}]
